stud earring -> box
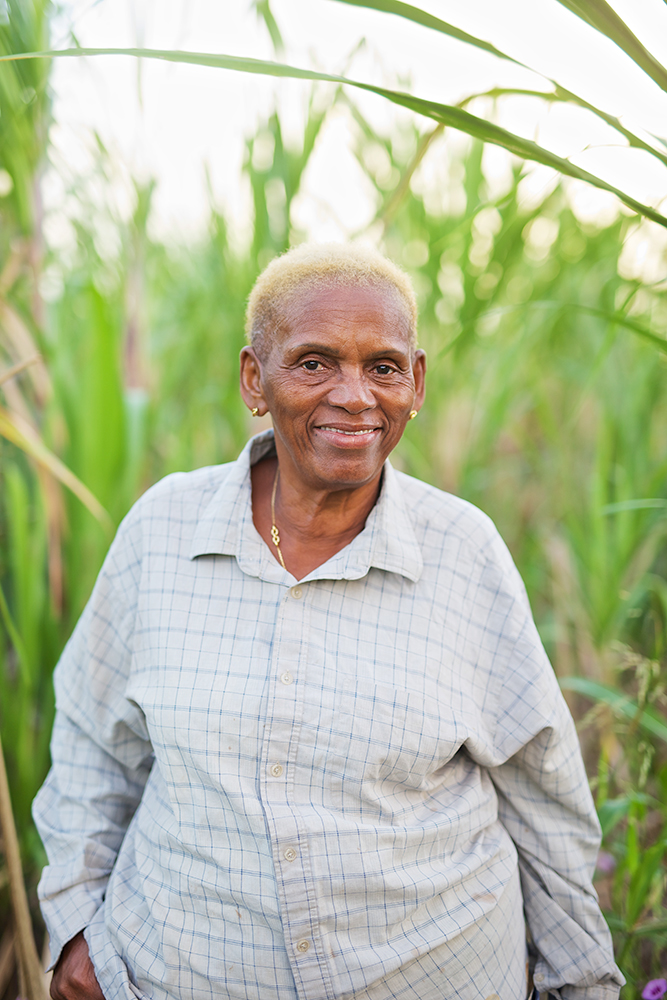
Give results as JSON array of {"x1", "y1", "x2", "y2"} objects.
[
  {"x1": 251, "y1": 407, "x2": 259, "y2": 417},
  {"x1": 409, "y1": 410, "x2": 418, "y2": 420}
]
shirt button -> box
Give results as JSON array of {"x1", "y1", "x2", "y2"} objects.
[
  {"x1": 296, "y1": 939, "x2": 310, "y2": 953},
  {"x1": 283, "y1": 847, "x2": 297, "y2": 862},
  {"x1": 290, "y1": 586, "x2": 303, "y2": 599},
  {"x1": 269, "y1": 763, "x2": 284, "y2": 777},
  {"x1": 534, "y1": 974, "x2": 544, "y2": 983},
  {"x1": 280, "y1": 671, "x2": 294, "y2": 685}
]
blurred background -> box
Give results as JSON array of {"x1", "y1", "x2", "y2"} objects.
[{"x1": 1, "y1": 1, "x2": 667, "y2": 996}]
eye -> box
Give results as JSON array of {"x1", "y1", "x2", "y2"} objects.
[
  {"x1": 374, "y1": 363, "x2": 396, "y2": 375},
  {"x1": 302, "y1": 359, "x2": 323, "y2": 371}
]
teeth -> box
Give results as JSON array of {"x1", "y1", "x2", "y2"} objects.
[{"x1": 320, "y1": 426, "x2": 377, "y2": 436}]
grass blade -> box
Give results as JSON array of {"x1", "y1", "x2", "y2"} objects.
[
  {"x1": 601, "y1": 500, "x2": 667, "y2": 514},
  {"x1": 576, "y1": 307, "x2": 667, "y2": 353},
  {"x1": 458, "y1": 87, "x2": 667, "y2": 171},
  {"x1": 554, "y1": 0, "x2": 667, "y2": 94},
  {"x1": 560, "y1": 676, "x2": 667, "y2": 743},
  {"x1": 331, "y1": 0, "x2": 667, "y2": 166},
  {"x1": 0, "y1": 354, "x2": 42, "y2": 386},
  {"x1": 253, "y1": 0, "x2": 284, "y2": 55},
  {"x1": 0, "y1": 404, "x2": 113, "y2": 531},
  {"x1": 330, "y1": 0, "x2": 525, "y2": 66},
  {"x1": 3, "y1": 47, "x2": 667, "y2": 228}
]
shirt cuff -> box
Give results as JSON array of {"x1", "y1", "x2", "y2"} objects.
[
  {"x1": 40, "y1": 887, "x2": 106, "y2": 972},
  {"x1": 45, "y1": 920, "x2": 91, "y2": 972}
]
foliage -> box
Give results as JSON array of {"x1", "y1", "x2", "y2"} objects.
[{"x1": 0, "y1": 2, "x2": 667, "y2": 997}]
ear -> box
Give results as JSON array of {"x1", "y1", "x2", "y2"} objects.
[
  {"x1": 411, "y1": 349, "x2": 426, "y2": 412},
  {"x1": 239, "y1": 346, "x2": 269, "y2": 416}
]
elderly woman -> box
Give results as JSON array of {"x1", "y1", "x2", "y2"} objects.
[{"x1": 35, "y1": 244, "x2": 621, "y2": 1000}]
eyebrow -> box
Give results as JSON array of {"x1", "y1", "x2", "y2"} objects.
[
  {"x1": 292, "y1": 342, "x2": 410, "y2": 361},
  {"x1": 294, "y1": 342, "x2": 343, "y2": 357}
]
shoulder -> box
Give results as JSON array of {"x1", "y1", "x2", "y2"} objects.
[
  {"x1": 103, "y1": 462, "x2": 236, "y2": 574},
  {"x1": 395, "y1": 470, "x2": 508, "y2": 561},
  {"x1": 128, "y1": 462, "x2": 236, "y2": 523},
  {"x1": 393, "y1": 469, "x2": 528, "y2": 609}
]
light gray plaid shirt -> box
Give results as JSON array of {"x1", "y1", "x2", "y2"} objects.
[{"x1": 34, "y1": 431, "x2": 622, "y2": 1000}]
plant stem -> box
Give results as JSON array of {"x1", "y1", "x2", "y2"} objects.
[{"x1": 0, "y1": 733, "x2": 48, "y2": 1000}]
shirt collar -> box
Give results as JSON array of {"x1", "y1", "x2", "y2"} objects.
[{"x1": 189, "y1": 429, "x2": 423, "y2": 584}]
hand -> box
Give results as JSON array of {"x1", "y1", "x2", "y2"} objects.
[{"x1": 50, "y1": 931, "x2": 105, "y2": 1000}]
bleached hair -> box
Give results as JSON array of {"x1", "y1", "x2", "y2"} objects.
[{"x1": 245, "y1": 243, "x2": 418, "y2": 358}]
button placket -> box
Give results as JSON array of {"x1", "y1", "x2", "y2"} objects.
[
  {"x1": 259, "y1": 585, "x2": 328, "y2": 995},
  {"x1": 260, "y1": 585, "x2": 306, "y2": 792}
]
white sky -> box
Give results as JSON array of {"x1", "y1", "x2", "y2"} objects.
[{"x1": 45, "y1": 0, "x2": 667, "y2": 255}]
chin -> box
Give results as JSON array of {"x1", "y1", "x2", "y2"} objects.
[{"x1": 312, "y1": 455, "x2": 385, "y2": 489}]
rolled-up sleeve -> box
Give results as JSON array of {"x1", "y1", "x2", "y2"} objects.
[{"x1": 32, "y1": 512, "x2": 153, "y2": 969}]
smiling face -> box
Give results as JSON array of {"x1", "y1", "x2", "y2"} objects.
[{"x1": 240, "y1": 281, "x2": 426, "y2": 493}]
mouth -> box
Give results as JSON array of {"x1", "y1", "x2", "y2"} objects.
[
  {"x1": 318, "y1": 426, "x2": 378, "y2": 436},
  {"x1": 314, "y1": 424, "x2": 382, "y2": 447}
]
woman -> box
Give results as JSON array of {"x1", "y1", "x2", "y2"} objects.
[{"x1": 37, "y1": 244, "x2": 621, "y2": 1000}]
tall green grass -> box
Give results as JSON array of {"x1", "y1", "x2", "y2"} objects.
[{"x1": 1, "y1": 7, "x2": 667, "y2": 997}]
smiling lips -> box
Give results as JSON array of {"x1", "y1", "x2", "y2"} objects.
[
  {"x1": 315, "y1": 424, "x2": 382, "y2": 446},
  {"x1": 318, "y1": 426, "x2": 379, "y2": 436}
]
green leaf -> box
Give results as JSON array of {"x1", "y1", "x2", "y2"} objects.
[
  {"x1": 626, "y1": 841, "x2": 666, "y2": 927},
  {"x1": 553, "y1": 0, "x2": 667, "y2": 95},
  {"x1": 598, "y1": 795, "x2": 632, "y2": 837},
  {"x1": 576, "y1": 306, "x2": 667, "y2": 354},
  {"x1": 631, "y1": 915, "x2": 667, "y2": 937},
  {"x1": 253, "y1": 0, "x2": 284, "y2": 55},
  {"x1": 0, "y1": 403, "x2": 113, "y2": 532},
  {"x1": 331, "y1": 0, "x2": 667, "y2": 169},
  {"x1": 559, "y1": 676, "x2": 667, "y2": 743},
  {"x1": 458, "y1": 87, "x2": 667, "y2": 172},
  {"x1": 601, "y1": 499, "x2": 667, "y2": 514},
  {"x1": 330, "y1": 0, "x2": 525, "y2": 66},
  {"x1": 0, "y1": 581, "x2": 30, "y2": 682},
  {"x1": 3, "y1": 47, "x2": 667, "y2": 229}
]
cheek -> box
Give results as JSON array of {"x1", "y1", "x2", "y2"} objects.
[
  {"x1": 269, "y1": 371, "x2": 328, "y2": 397},
  {"x1": 380, "y1": 382, "x2": 415, "y2": 411}
]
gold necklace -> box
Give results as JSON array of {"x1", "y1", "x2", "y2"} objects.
[{"x1": 270, "y1": 465, "x2": 287, "y2": 570}]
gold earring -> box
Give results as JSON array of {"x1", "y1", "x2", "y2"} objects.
[
  {"x1": 251, "y1": 407, "x2": 259, "y2": 417},
  {"x1": 409, "y1": 410, "x2": 418, "y2": 420}
]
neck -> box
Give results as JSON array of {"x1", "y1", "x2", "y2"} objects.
[
  {"x1": 278, "y1": 463, "x2": 381, "y2": 540},
  {"x1": 251, "y1": 446, "x2": 383, "y2": 580}
]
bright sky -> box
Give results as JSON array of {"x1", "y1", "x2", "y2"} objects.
[{"x1": 46, "y1": 0, "x2": 667, "y2": 261}]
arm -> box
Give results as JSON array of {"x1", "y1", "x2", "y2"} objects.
[
  {"x1": 490, "y1": 696, "x2": 622, "y2": 999},
  {"x1": 33, "y1": 513, "x2": 153, "y2": 971},
  {"x1": 483, "y1": 552, "x2": 624, "y2": 999}
]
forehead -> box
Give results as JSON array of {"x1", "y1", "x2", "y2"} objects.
[{"x1": 278, "y1": 281, "x2": 412, "y2": 348}]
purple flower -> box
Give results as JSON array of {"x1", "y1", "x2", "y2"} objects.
[
  {"x1": 595, "y1": 850, "x2": 616, "y2": 874},
  {"x1": 642, "y1": 979, "x2": 667, "y2": 1000}
]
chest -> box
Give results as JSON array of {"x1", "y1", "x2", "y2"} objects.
[{"x1": 126, "y1": 557, "x2": 496, "y2": 791}]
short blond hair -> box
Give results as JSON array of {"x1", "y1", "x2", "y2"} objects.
[{"x1": 245, "y1": 243, "x2": 418, "y2": 357}]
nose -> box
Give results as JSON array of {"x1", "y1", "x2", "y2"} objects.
[{"x1": 326, "y1": 368, "x2": 376, "y2": 412}]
